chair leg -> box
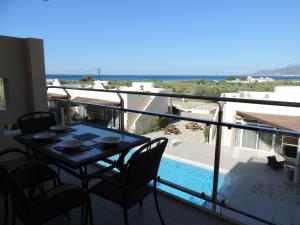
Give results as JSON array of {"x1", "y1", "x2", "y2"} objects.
[
  {"x1": 81, "y1": 205, "x2": 86, "y2": 225},
  {"x1": 87, "y1": 198, "x2": 94, "y2": 225},
  {"x1": 28, "y1": 186, "x2": 36, "y2": 199},
  {"x1": 63, "y1": 212, "x2": 71, "y2": 221},
  {"x1": 12, "y1": 204, "x2": 16, "y2": 225},
  {"x1": 85, "y1": 204, "x2": 88, "y2": 225},
  {"x1": 139, "y1": 200, "x2": 143, "y2": 207},
  {"x1": 38, "y1": 184, "x2": 45, "y2": 195},
  {"x1": 153, "y1": 181, "x2": 165, "y2": 225},
  {"x1": 4, "y1": 194, "x2": 8, "y2": 225},
  {"x1": 123, "y1": 206, "x2": 129, "y2": 225},
  {"x1": 57, "y1": 167, "x2": 61, "y2": 178}
]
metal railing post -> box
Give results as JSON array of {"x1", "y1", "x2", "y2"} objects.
[
  {"x1": 62, "y1": 88, "x2": 71, "y2": 124},
  {"x1": 212, "y1": 102, "x2": 223, "y2": 210},
  {"x1": 116, "y1": 92, "x2": 125, "y2": 132}
]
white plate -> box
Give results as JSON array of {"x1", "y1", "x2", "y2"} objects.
[
  {"x1": 60, "y1": 140, "x2": 83, "y2": 149},
  {"x1": 101, "y1": 136, "x2": 121, "y2": 144},
  {"x1": 50, "y1": 125, "x2": 70, "y2": 132},
  {"x1": 33, "y1": 132, "x2": 56, "y2": 140}
]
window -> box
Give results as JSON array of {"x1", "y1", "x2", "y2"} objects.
[
  {"x1": 0, "y1": 78, "x2": 6, "y2": 109},
  {"x1": 234, "y1": 119, "x2": 274, "y2": 151},
  {"x1": 274, "y1": 134, "x2": 283, "y2": 154},
  {"x1": 257, "y1": 131, "x2": 272, "y2": 151},
  {"x1": 242, "y1": 129, "x2": 257, "y2": 149},
  {"x1": 234, "y1": 128, "x2": 241, "y2": 146}
]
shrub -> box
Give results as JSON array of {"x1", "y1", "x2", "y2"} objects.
[
  {"x1": 154, "y1": 117, "x2": 171, "y2": 128},
  {"x1": 204, "y1": 126, "x2": 210, "y2": 143}
]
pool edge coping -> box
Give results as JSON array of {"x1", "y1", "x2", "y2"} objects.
[{"x1": 163, "y1": 153, "x2": 229, "y2": 174}]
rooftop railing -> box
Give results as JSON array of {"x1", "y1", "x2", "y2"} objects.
[{"x1": 48, "y1": 85, "x2": 300, "y2": 225}]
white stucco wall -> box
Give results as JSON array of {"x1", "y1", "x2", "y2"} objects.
[
  {"x1": 221, "y1": 87, "x2": 300, "y2": 146},
  {"x1": 125, "y1": 94, "x2": 152, "y2": 129},
  {"x1": 130, "y1": 90, "x2": 171, "y2": 133}
]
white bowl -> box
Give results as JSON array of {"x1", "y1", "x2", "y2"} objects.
[
  {"x1": 33, "y1": 132, "x2": 56, "y2": 140},
  {"x1": 50, "y1": 125, "x2": 70, "y2": 132},
  {"x1": 101, "y1": 136, "x2": 121, "y2": 144},
  {"x1": 60, "y1": 140, "x2": 83, "y2": 149}
]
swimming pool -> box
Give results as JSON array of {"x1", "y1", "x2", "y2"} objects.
[
  {"x1": 157, "y1": 157, "x2": 225, "y2": 205},
  {"x1": 97, "y1": 154, "x2": 225, "y2": 206}
]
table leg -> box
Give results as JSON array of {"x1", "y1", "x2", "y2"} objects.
[{"x1": 79, "y1": 166, "x2": 88, "y2": 189}]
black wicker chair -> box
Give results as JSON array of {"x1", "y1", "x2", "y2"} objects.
[
  {"x1": 89, "y1": 137, "x2": 168, "y2": 225},
  {"x1": 0, "y1": 148, "x2": 59, "y2": 225},
  {"x1": 17, "y1": 111, "x2": 58, "y2": 168},
  {"x1": 0, "y1": 164, "x2": 93, "y2": 225},
  {"x1": 17, "y1": 111, "x2": 56, "y2": 134}
]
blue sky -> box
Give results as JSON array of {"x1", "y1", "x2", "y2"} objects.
[{"x1": 1, "y1": 0, "x2": 300, "y2": 75}]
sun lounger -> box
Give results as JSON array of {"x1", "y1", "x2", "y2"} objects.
[
  {"x1": 267, "y1": 156, "x2": 285, "y2": 170},
  {"x1": 163, "y1": 125, "x2": 181, "y2": 135},
  {"x1": 185, "y1": 122, "x2": 199, "y2": 130}
]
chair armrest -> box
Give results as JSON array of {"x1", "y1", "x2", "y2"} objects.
[
  {"x1": 12, "y1": 161, "x2": 60, "y2": 184},
  {"x1": 14, "y1": 161, "x2": 48, "y2": 173},
  {"x1": 0, "y1": 148, "x2": 31, "y2": 160},
  {"x1": 87, "y1": 164, "x2": 117, "y2": 181},
  {"x1": 87, "y1": 164, "x2": 127, "y2": 188},
  {"x1": 45, "y1": 184, "x2": 85, "y2": 198},
  {"x1": 30, "y1": 184, "x2": 88, "y2": 211}
]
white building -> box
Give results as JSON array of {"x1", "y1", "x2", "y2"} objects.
[
  {"x1": 47, "y1": 80, "x2": 171, "y2": 133},
  {"x1": 210, "y1": 86, "x2": 300, "y2": 155},
  {"x1": 247, "y1": 76, "x2": 274, "y2": 83}
]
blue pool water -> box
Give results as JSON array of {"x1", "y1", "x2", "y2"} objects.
[
  {"x1": 98, "y1": 155, "x2": 225, "y2": 206},
  {"x1": 157, "y1": 157, "x2": 225, "y2": 205}
]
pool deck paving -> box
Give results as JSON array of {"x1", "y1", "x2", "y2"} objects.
[{"x1": 144, "y1": 127, "x2": 300, "y2": 225}]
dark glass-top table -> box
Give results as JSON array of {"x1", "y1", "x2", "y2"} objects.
[{"x1": 14, "y1": 123, "x2": 150, "y2": 187}]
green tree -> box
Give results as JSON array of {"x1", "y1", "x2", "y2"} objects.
[
  {"x1": 226, "y1": 75, "x2": 235, "y2": 81},
  {"x1": 194, "y1": 85, "x2": 220, "y2": 97},
  {"x1": 80, "y1": 75, "x2": 94, "y2": 87},
  {"x1": 80, "y1": 75, "x2": 94, "y2": 82}
]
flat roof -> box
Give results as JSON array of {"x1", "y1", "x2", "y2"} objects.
[
  {"x1": 237, "y1": 111, "x2": 300, "y2": 132},
  {"x1": 72, "y1": 96, "x2": 120, "y2": 107},
  {"x1": 47, "y1": 93, "x2": 68, "y2": 100}
]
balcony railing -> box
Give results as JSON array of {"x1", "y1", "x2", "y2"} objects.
[{"x1": 47, "y1": 85, "x2": 300, "y2": 225}]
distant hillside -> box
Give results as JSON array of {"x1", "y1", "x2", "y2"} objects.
[{"x1": 253, "y1": 64, "x2": 300, "y2": 75}]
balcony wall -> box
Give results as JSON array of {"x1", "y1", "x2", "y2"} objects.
[{"x1": 0, "y1": 35, "x2": 48, "y2": 148}]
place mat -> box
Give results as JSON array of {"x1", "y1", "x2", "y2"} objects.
[
  {"x1": 30, "y1": 137, "x2": 62, "y2": 145},
  {"x1": 73, "y1": 133, "x2": 100, "y2": 141},
  {"x1": 53, "y1": 145, "x2": 92, "y2": 154},
  {"x1": 92, "y1": 141, "x2": 129, "y2": 151}
]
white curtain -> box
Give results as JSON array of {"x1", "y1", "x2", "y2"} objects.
[{"x1": 242, "y1": 129, "x2": 257, "y2": 149}]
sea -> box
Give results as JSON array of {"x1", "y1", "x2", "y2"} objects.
[{"x1": 46, "y1": 74, "x2": 300, "y2": 81}]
